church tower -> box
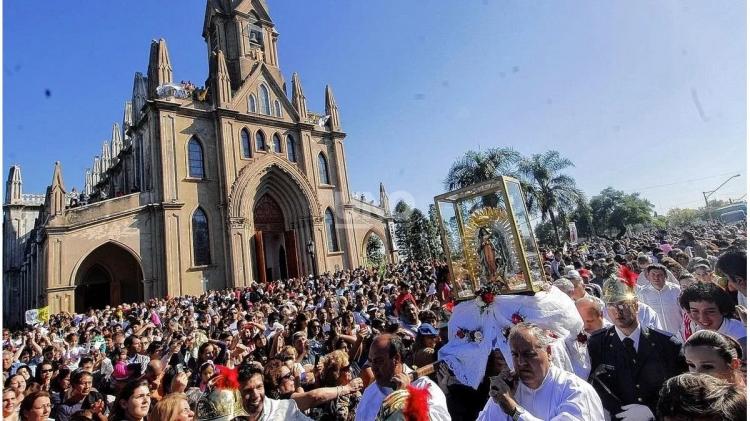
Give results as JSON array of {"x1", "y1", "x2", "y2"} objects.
[{"x1": 202, "y1": 0, "x2": 282, "y2": 91}]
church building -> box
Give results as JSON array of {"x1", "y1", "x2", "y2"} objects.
[{"x1": 3, "y1": 0, "x2": 397, "y2": 325}]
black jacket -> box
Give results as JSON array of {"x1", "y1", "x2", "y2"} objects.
[{"x1": 587, "y1": 325, "x2": 685, "y2": 415}]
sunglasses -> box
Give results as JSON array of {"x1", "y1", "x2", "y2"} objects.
[{"x1": 279, "y1": 372, "x2": 294, "y2": 382}]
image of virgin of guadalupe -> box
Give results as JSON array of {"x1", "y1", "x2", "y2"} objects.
[{"x1": 477, "y1": 226, "x2": 510, "y2": 289}]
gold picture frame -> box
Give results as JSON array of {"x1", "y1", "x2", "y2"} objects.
[{"x1": 434, "y1": 176, "x2": 544, "y2": 300}]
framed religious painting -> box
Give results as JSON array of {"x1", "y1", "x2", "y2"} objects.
[{"x1": 434, "y1": 176, "x2": 545, "y2": 300}]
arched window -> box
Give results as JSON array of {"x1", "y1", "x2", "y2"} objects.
[
  {"x1": 241, "y1": 129, "x2": 251, "y2": 158},
  {"x1": 255, "y1": 131, "x2": 266, "y2": 151},
  {"x1": 318, "y1": 153, "x2": 330, "y2": 185},
  {"x1": 259, "y1": 84, "x2": 271, "y2": 115},
  {"x1": 274, "y1": 100, "x2": 282, "y2": 117},
  {"x1": 248, "y1": 95, "x2": 257, "y2": 113},
  {"x1": 188, "y1": 138, "x2": 205, "y2": 178},
  {"x1": 192, "y1": 208, "x2": 211, "y2": 265},
  {"x1": 272, "y1": 134, "x2": 282, "y2": 153},
  {"x1": 325, "y1": 208, "x2": 339, "y2": 252},
  {"x1": 286, "y1": 135, "x2": 297, "y2": 162}
]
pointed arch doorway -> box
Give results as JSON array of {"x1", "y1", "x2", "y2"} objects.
[{"x1": 253, "y1": 194, "x2": 300, "y2": 282}]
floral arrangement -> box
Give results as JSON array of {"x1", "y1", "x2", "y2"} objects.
[
  {"x1": 501, "y1": 310, "x2": 525, "y2": 339},
  {"x1": 475, "y1": 283, "x2": 505, "y2": 312},
  {"x1": 455, "y1": 328, "x2": 484, "y2": 343}
]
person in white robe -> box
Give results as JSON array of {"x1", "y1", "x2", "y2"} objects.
[
  {"x1": 355, "y1": 334, "x2": 449, "y2": 421},
  {"x1": 477, "y1": 323, "x2": 604, "y2": 421}
]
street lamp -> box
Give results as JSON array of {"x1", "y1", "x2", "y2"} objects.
[
  {"x1": 307, "y1": 240, "x2": 317, "y2": 277},
  {"x1": 703, "y1": 174, "x2": 741, "y2": 220}
]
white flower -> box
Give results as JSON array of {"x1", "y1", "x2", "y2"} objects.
[{"x1": 472, "y1": 331, "x2": 483, "y2": 343}]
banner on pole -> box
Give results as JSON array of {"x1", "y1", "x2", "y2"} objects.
[{"x1": 569, "y1": 222, "x2": 578, "y2": 244}]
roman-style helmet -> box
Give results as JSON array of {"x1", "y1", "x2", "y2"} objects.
[{"x1": 195, "y1": 366, "x2": 249, "y2": 421}]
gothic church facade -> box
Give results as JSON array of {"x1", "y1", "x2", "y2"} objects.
[{"x1": 3, "y1": 0, "x2": 397, "y2": 325}]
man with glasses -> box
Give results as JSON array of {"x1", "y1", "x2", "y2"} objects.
[{"x1": 588, "y1": 275, "x2": 684, "y2": 421}]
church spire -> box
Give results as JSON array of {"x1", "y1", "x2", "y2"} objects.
[
  {"x1": 111, "y1": 123, "x2": 123, "y2": 162},
  {"x1": 291, "y1": 73, "x2": 308, "y2": 122},
  {"x1": 147, "y1": 39, "x2": 173, "y2": 99},
  {"x1": 210, "y1": 49, "x2": 233, "y2": 107},
  {"x1": 132, "y1": 72, "x2": 148, "y2": 121},
  {"x1": 379, "y1": 182, "x2": 390, "y2": 214},
  {"x1": 5, "y1": 165, "x2": 22, "y2": 204},
  {"x1": 48, "y1": 161, "x2": 66, "y2": 216},
  {"x1": 325, "y1": 84, "x2": 341, "y2": 131},
  {"x1": 203, "y1": 0, "x2": 282, "y2": 90}
]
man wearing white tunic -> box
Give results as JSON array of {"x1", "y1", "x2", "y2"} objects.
[
  {"x1": 637, "y1": 264, "x2": 684, "y2": 340},
  {"x1": 355, "y1": 334, "x2": 450, "y2": 421},
  {"x1": 477, "y1": 323, "x2": 604, "y2": 421}
]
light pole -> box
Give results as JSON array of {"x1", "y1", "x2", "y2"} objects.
[
  {"x1": 307, "y1": 240, "x2": 317, "y2": 277},
  {"x1": 703, "y1": 174, "x2": 741, "y2": 220}
]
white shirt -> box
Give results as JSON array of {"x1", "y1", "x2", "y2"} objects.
[
  {"x1": 637, "y1": 282, "x2": 684, "y2": 340},
  {"x1": 739, "y1": 292, "x2": 747, "y2": 307},
  {"x1": 354, "y1": 374, "x2": 450, "y2": 421},
  {"x1": 477, "y1": 366, "x2": 605, "y2": 421},
  {"x1": 614, "y1": 323, "x2": 642, "y2": 351},
  {"x1": 604, "y1": 303, "x2": 662, "y2": 331},
  {"x1": 257, "y1": 396, "x2": 312, "y2": 421},
  {"x1": 692, "y1": 318, "x2": 748, "y2": 341},
  {"x1": 636, "y1": 271, "x2": 678, "y2": 288}
]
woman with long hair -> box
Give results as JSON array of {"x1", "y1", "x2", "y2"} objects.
[
  {"x1": 148, "y1": 392, "x2": 194, "y2": 421},
  {"x1": 28, "y1": 363, "x2": 54, "y2": 393},
  {"x1": 19, "y1": 391, "x2": 51, "y2": 421},
  {"x1": 5, "y1": 374, "x2": 27, "y2": 400},
  {"x1": 110, "y1": 379, "x2": 151, "y2": 421},
  {"x1": 317, "y1": 350, "x2": 361, "y2": 421},
  {"x1": 684, "y1": 330, "x2": 745, "y2": 386},
  {"x1": 49, "y1": 366, "x2": 70, "y2": 407}
]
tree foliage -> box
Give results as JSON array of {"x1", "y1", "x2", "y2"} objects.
[
  {"x1": 517, "y1": 150, "x2": 584, "y2": 246},
  {"x1": 590, "y1": 187, "x2": 654, "y2": 239},
  {"x1": 407, "y1": 209, "x2": 431, "y2": 261},
  {"x1": 444, "y1": 148, "x2": 520, "y2": 191},
  {"x1": 365, "y1": 234, "x2": 385, "y2": 266},
  {"x1": 665, "y1": 208, "x2": 701, "y2": 227},
  {"x1": 393, "y1": 200, "x2": 413, "y2": 260}
]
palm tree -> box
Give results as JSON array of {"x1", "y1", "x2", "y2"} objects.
[
  {"x1": 517, "y1": 150, "x2": 583, "y2": 246},
  {"x1": 445, "y1": 147, "x2": 520, "y2": 190},
  {"x1": 444, "y1": 148, "x2": 520, "y2": 208}
]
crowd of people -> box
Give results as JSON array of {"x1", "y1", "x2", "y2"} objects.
[{"x1": 0, "y1": 220, "x2": 746, "y2": 420}]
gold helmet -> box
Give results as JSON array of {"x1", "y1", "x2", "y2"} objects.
[
  {"x1": 602, "y1": 277, "x2": 637, "y2": 304},
  {"x1": 375, "y1": 385, "x2": 431, "y2": 421},
  {"x1": 195, "y1": 366, "x2": 249, "y2": 421}
]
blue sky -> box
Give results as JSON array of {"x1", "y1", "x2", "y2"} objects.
[{"x1": 3, "y1": 1, "x2": 746, "y2": 214}]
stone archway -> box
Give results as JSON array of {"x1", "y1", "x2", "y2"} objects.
[
  {"x1": 74, "y1": 242, "x2": 144, "y2": 312},
  {"x1": 228, "y1": 156, "x2": 324, "y2": 286},
  {"x1": 362, "y1": 231, "x2": 386, "y2": 267}
]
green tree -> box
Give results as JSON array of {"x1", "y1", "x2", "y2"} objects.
[
  {"x1": 569, "y1": 198, "x2": 593, "y2": 239},
  {"x1": 426, "y1": 204, "x2": 444, "y2": 259},
  {"x1": 407, "y1": 209, "x2": 431, "y2": 261},
  {"x1": 444, "y1": 148, "x2": 520, "y2": 206},
  {"x1": 393, "y1": 200, "x2": 413, "y2": 260},
  {"x1": 517, "y1": 150, "x2": 583, "y2": 246},
  {"x1": 534, "y1": 221, "x2": 559, "y2": 248},
  {"x1": 590, "y1": 187, "x2": 654, "y2": 239},
  {"x1": 665, "y1": 208, "x2": 700, "y2": 226},
  {"x1": 365, "y1": 234, "x2": 385, "y2": 266}
]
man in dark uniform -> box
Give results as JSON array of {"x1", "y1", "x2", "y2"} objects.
[{"x1": 588, "y1": 275, "x2": 684, "y2": 421}]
